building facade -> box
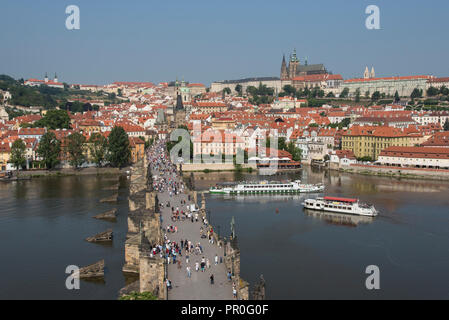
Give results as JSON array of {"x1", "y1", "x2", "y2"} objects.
[
  {"x1": 343, "y1": 75, "x2": 433, "y2": 97},
  {"x1": 342, "y1": 126, "x2": 410, "y2": 160},
  {"x1": 377, "y1": 146, "x2": 449, "y2": 169}
]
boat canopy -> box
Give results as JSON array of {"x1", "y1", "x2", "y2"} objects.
[{"x1": 324, "y1": 196, "x2": 357, "y2": 203}]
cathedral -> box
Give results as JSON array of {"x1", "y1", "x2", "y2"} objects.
[
  {"x1": 280, "y1": 49, "x2": 327, "y2": 80},
  {"x1": 363, "y1": 66, "x2": 376, "y2": 79}
]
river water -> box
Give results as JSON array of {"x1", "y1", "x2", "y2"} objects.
[
  {"x1": 193, "y1": 167, "x2": 449, "y2": 299},
  {"x1": 1, "y1": 169, "x2": 449, "y2": 299},
  {"x1": 0, "y1": 175, "x2": 133, "y2": 300}
]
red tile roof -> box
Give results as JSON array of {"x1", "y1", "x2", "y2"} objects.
[{"x1": 380, "y1": 146, "x2": 449, "y2": 159}]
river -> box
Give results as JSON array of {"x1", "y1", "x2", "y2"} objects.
[
  {"x1": 192, "y1": 167, "x2": 449, "y2": 299},
  {"x1": 1, "y1": 169, "x2": 449, "y2": 299},
  {"x1": 0, "y1": 175, "x2": 134, "y2": 300}
]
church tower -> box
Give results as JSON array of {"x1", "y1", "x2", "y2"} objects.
[
  {"x1": 44, "y1": 72, "x2": 49, "y2": 83},
  {"x1": 54, "y1": 73, "x2": 58, "y2": 83},
  {"x1": 280, "y1": 54, "x2": 289, "y2": 80},
  {"x1": 364, "y1": 66, "x2": 370, "y2": 79},
  {"x1": 370, "y1": 67, "x2": 375, "y2": 78},
  {"x1": 288, "y1": 49, "x2": 299, "y2": 79}
]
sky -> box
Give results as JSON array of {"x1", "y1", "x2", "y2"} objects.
[{"x1": 1, "y1": 0, "x2": 448, "y2": 86}]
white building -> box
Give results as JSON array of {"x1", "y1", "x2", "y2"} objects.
[
  {"x1": 377, "y1": 146, "x2": 449, "y2": 169},
  {"x1": 343, "y1": 75, "x2": 433, "y2": 97}
]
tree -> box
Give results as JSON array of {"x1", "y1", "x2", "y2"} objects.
[
  {"x1": 394, "y1": 91, "x2": 400, "y2": 103},
  {"x1": 278, "y1": 137, "x2": 287, "y2": 151},
  {"x1": 411, "y1": 88, "x2": 422, "y2": 99},
  {"x1": 340, "y1": 118, "x2": 351, "y2": 129},
  {"x1": 371, "y1": 91, "x2": 381, "y2": 101},
  {"x1": 66, "y1": 132, "x2": 86, "y2": 168},
  {"x1": 89, "y1": 133, "x2": 108, "y2": 167},
  {"x1": 444, "y1": 118, "x2": 449, "y2": 131},
  {"x1": 426, "y1": 86, "x2": 439, "y2": 97},
  {"x1": 34, "y1": 109, "x2": 71, "y2": 130},
  {"x1": 340, "y1": 88, "x2": 349, "y2": 98},
  {"x1": 107, "y1": 126, "x2": 130, "y2": 168},
  {"x1": 283, "y1": 85, "x2": 296, "y2": 96},
  {"x1": 355, "y1": 88, "x2": 361, "y2": 103},
  {"x1": 223, "y1": 87, "x2": 231, "y2": 95},
  {"x1": 440, "y1": 86, "x2": 449, "y2": 96},
  {"x1": 286, "y1": 141, "x2": 302, "y2": 162},
  {"x1": 235, "y1": 84, "x2": 242, "y2": 96},
  {"x1": 37, "y1": 131, "x2": 61, "y2": 169},
  {"x1": 10, "y1": 139, "x2": 27, "y2": 175}
]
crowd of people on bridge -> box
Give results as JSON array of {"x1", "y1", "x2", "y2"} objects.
[{"x1": 146, "y1": 139, "x2": 236, "y2": 299}]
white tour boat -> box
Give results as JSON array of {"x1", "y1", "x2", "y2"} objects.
[
  {"x1": 209, "y1": 180, "x2": 324, "y2": 195},
  {"x1": 302, "y1": 196, "x2": 378, "y2": 217}
]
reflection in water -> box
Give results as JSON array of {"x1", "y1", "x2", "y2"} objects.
[
  {"x1": 196, "y1": 166, "x2": 449, "y2": 299},
  {"x1": 0, "y1": 175, "x2": 129, "y2": 300},
  {"x1": 303, "y1": 208, "x2": 375, "y2": 227},
  {"x1": 217, "y1": 193, "x2": 307, "y2": 203}
]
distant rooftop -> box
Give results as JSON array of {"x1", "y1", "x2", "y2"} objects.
[{"x1": 213, "y1": 77, "x2": 280, "y2": 84}]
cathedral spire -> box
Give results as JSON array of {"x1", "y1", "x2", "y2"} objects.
[{"x1": 281, "y1": 54, "x2": 288, "y2": 80}]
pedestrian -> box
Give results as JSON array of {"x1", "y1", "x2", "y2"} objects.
[
  {"x1": 167, "y1": 279, "x2": 172, "y2": 290},
  {"x1": 215, "y1": 254, "x2": 218, "y2": 265},
  {"x1": 210, "y1": 274, "x2": 214, "y2": 285},
  {"x1": 206, "y1": 259, "x2": 210, "y2": 269},
  {"x1": 227, "y1": 271, "x2": 232, "y2": 281},
  {"x1": 233, "y1": 286, "x2": 237, "y2": 299},
  {"x1": 186, "y1": 266, "x2": 191, "y2": 278},
  {"x1": 195, "y1": 261, "x2": 199, "y2": 272}
]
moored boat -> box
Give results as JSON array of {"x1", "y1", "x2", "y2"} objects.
[
  {"x1": 209, "y1": 180, "x2": 324, "y2": 195},
  {"x1": 302, "y1": 196, "x2": 378, "y2": 217}
]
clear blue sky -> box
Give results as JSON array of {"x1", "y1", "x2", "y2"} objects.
[{"x1": 1, "y1": 0, "x2": 448, "y2": 85}]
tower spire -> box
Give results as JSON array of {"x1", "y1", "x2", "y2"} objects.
[
  {"x1": 364, "y1": 66, "x2": 370, "y2": 79},
  {"x1": 281, "y1": 54, "x2": 288, "y2": 80}
]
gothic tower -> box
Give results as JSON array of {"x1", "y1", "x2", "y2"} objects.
[
  {"x1": 173, "y1": 92, "x2": 186, "y2": 129},
  {"x1": 288, "y1": 49, "x2": 299, "y2": 79},
  {"x1": 370, "y1": 67, "x2": 375, "y2": 78},
  {"x1": 280, "y1": 54, "x2": 289, "y2": 80}
]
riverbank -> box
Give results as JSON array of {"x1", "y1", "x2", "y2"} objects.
[
  {"x1": 337, "y1": 164, "x2": 449, "y2": 181},
  {"x1": 8, "y1": 167, "x2": 123, "y2": 178},
  {"x1": 177, "y1": 163, "x2": 301, "y2": 174}
]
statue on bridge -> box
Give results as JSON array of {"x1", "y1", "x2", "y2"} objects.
[
  {"x1": 147, "y1": 167, "x2": 154, "y2": 192},
  {"x1": 230, "y1": 216, "x2": 235, "y2": 240}
]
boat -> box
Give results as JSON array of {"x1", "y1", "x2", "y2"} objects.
[
  {"x1": 303, "y1": 209, "x2": 375, "y2": 226},
  {"x1": 302, "y1": 196, "x2": 378, "y2": 217},
  {"x1": 209, "y1": 180, "x2": 324, "y2": 195}
]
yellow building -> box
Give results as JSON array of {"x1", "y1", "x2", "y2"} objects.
[
  {"x1": 342, "y1": 126, "x2": 410, "y2": 160},
  {"x1": 129, "y1": 137, "x2": 145, "y2": 163},
  {"x1": 79, "y1": 120, "x2": 101, "y2": 134},
  {"x1": 0, "y1": 143, "x2": 11, "y2": 171},
  {"x1": 211, "y1": 117, "x2": 236, "y2": 130}
]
